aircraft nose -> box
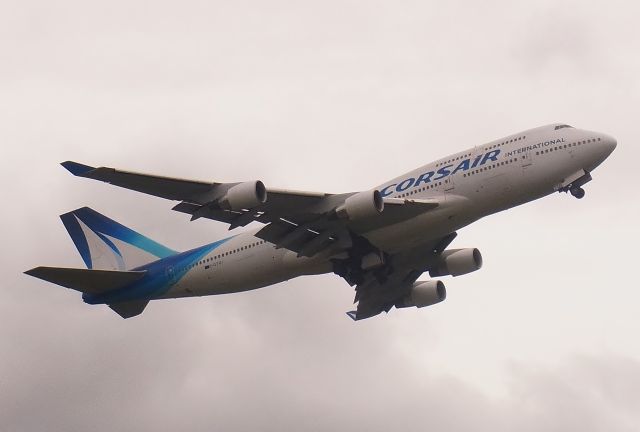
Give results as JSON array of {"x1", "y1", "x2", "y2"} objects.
[{"x1": 601, "y1": 133, "x2": 617, "y2": 156}]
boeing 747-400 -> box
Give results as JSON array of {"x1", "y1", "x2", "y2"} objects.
[{"x1": 25, "y1": 124, "x2": 616, "y2": 320}]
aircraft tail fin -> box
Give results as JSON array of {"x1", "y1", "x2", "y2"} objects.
[{"x1": 60, "y1": 207, "x2": 177, "y2": 270}]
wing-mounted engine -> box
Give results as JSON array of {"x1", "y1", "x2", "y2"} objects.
[
  {"x1": 429, "y1": 248, "x2": 483, "y2": 277},
  {"x1": 218, "y1": 181, "x2": 267, "y2": 211},
  {"x1": 178, "y1": 181, "x2": 269, "y2": 225},
  {"x1": 395, "y1": 280, "x2": 446, "y2": 308},
  {"x1": 335, "y1": 190, "x2": 384, "y2": 220}
]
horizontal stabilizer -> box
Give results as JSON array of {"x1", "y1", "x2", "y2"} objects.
[{"x1": 25, "y1": 266, "x2": 146, "y2": 295}]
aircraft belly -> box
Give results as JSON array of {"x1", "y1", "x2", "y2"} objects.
[
  {"x1": 165, "y1": 246, "x2": 331, "y2": 298},
  {"x1": 365, "y1": 196, "x2": 477, "y2": 253},
  {"x1": 478, "y1": 152, "x2": 584, "y2": 213}
]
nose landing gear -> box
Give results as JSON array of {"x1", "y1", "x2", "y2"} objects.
[
  {"x1": 558, "y1": 170, "x2": 591, "y2": 200},
  {"x1": 570, "y1": 186, "x2": 585, "y2": 199}
]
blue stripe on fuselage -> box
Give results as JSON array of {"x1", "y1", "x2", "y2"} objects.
[{"x1": 83, "y1": 236, "x2": 235, "y2": 305}]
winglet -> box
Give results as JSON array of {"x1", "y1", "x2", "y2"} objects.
[
  {"x1": 346, "y1": 311, "x2": 358, "y2": 321},
  {"x1": 61, "y1": 161, "x2": 96, "y2": 176}
]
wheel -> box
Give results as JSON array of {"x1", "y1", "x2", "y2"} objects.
[{"x1": 570, "y1": 187, "x2": 585, "y2": 199}]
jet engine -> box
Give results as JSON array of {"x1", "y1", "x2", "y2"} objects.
[
  {"x1": 335, "y1": 190, "x2": 384, "y2": 220},
  {"x1": 396, "y1": 280, "x2": 446, "y2": 308},
  {"x1": 429, "y1": 248, "x2": 483, "y2": 277},
  {"x1": 218, "y1": 181, "x2": 267, "y2": 211}
]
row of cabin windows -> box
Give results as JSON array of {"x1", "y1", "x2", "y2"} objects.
[
  {"x1": 485, "y1": 136, "x2": 526, "y2": 151},
  {"x1": 436, "y1": 153, "x2": 472, "y2": 168},
  {"x1": 187, "y1": 240, "x2": 268, "y2": 269},
  {"x1": 396, "y1": 155, "x2": 520, "y2": 194},
  {"x1": 397, "y1": 181, "x2": 444, "y2": 198},
  {"x1": 436, "y1": 135, "x2": 527, "y2": 168},
  {"x1": 535, "y1": 137, "x2": 600, "y2": 156},
  {"x1": 462, "y1": 158, "x2": 518, "y2": 177}
]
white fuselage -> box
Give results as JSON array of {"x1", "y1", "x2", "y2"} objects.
[{"x1": 162, "y1": 124, "x2": 616, "y2": 299}]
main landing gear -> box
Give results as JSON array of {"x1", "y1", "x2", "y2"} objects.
[{"x1": 570, "y1": 186, "x2": 586, "y2": 199}]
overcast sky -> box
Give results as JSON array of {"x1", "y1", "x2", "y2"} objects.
[{"x1": 2, "y1": 1, "x2": 640, "y2": 430}]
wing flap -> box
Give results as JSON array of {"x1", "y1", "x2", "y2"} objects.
[
  {"x1": 172, "y1": 201, "x2": 243, "y2": 224},
  {"x1": 383, "y1": 197, "x2": 439, "y2": 207}
]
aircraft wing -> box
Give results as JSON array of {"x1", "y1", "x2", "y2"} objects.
[
  {"x1": 62, "y1": 161, "x2": 440, "y2": 257},
  {"x1": 348, "y1": 268, "x2": 422, "y2": 320},
  {"x1": 62, "y1": 160, "x2": 328, "y2": 205},
  {"x1": 344, "y1": 233, "x2": 457, "y2": 320}
]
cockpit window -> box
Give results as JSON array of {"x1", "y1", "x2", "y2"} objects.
[{"x1": 554, "y1": 124, "x2": 573, "y2": 130}]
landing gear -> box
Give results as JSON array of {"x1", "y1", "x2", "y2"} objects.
[
  {"x1": 559, "y1": 170, "x2": 591, "y2": 200},
  {"x1": 570, "y1": 186, "x2": 585, "y2": 199}
]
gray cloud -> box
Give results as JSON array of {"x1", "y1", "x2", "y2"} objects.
[{"x1": 2, "y1": 0, "x2": 639, "y2": 430}]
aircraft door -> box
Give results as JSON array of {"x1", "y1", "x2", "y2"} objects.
[
  {"x1": 444, "y1": 175, "x2": 455, "y2": 192},
  {"x1": 520, "y1": 149, "x2": 533, "y2": 168}
]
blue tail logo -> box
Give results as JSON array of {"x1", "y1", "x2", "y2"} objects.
[{"x1": 60, "y1": 207, "x2": 177, "y2": 271}]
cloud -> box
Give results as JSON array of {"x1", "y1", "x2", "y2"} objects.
[{"x1": 2, "y1": 0, "x2": 640, "y2": 431}]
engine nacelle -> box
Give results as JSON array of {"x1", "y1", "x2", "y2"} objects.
[
  {"x1": 218, "y1": 181, "x2": 267, "y2": 211},
  {"x1": 429, "y1": 248, "x2": 483, "y2": 277},
  {"x1": 397, "y1": 280, "x2": 446, "y2": 308},
  {"x1": 335, "y1": 190, "x2": 384, "y2": 220}
]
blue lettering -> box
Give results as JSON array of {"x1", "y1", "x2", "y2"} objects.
[
  {"x1": 480, "y1": 150, "x2": 500, "y2": 165},
  {"x1": 396, "y1": 178, "x2": 415, "y2": 192},
  {"x1": 470, "y1": 155, "x2": 483, "y2": 168},
  {"x1": 451, "y1": 159, "x2": 470, "y2": 175},
  {"x1": 434, "y1": 165, "x2": 453, "y2": 181},
  {"x1": 380, "y1": 184, "x2": 397, "y2": 197},
  {"x1": 414, "y1": 171, "x2": 435, "y2": 187}
]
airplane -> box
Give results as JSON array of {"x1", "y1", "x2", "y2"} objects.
[{"x1": 25, "y1": 123, "x2": 617, "y2": 320}]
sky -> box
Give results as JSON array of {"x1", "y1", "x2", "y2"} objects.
[{"x1": 2, "y1": 0, "x2": 640, "y2": 430}]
